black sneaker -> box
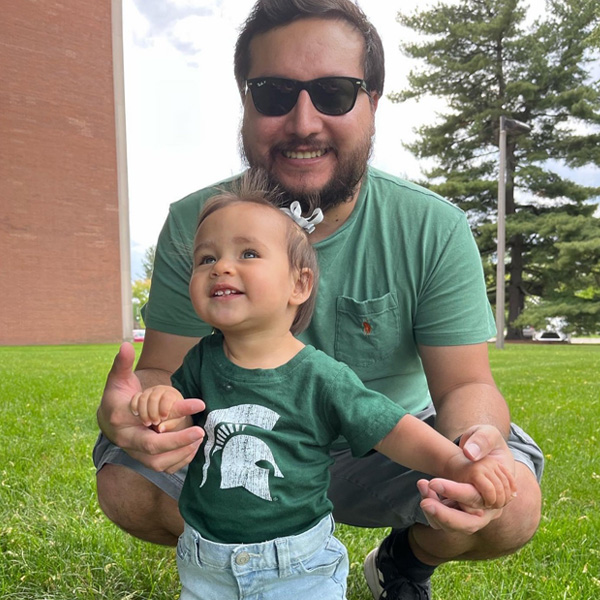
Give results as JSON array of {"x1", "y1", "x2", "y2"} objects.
[{"x1": 363, "y1": 545, "x2": 431, "y2": 600}]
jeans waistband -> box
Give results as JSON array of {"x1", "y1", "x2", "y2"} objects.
[{"x1": 181, "y1": 514, "x2": 335, "y2": 575}]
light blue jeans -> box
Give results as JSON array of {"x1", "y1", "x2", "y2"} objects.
[{"x1": 176, "y1": 515, "x2": 348, "y2": 600}]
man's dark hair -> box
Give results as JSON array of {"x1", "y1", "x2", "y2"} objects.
[{"x1": 234, "y1": 0, "x2": 385, "y2": 97}]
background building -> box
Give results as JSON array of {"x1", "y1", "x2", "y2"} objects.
[{"x1": 0, "y1": 0, "x2": 131, "y2": 345}]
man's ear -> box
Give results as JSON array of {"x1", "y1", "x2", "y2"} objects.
[
  {"x1": 289, "y1": 268, "x2": 314, "y2": 306},
  {"x1": 370, "y1": 91, "x2": 381, "y2": 113}
]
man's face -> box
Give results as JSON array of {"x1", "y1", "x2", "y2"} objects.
[{"x1": 240, "y1": 18, "x2": 379, "y2": 211}]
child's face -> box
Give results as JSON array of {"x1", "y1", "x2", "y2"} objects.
[{"x1": 190, "y1": 203, "x2": 303, "y2": 334}]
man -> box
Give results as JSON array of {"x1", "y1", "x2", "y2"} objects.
[{"x1": 95, "y1": 1, "x2": 544, "y2": 598}]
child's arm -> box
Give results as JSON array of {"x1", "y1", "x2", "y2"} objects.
[
  {"x1": 130, "y1": 385, "x2": 194, "y2": 433},
  {"x1": 374, "y1": 415, "x2": 516, "y2": 509}
]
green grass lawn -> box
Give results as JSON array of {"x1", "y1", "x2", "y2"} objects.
[{"x1": 1, "y1": 343, "x2": 598, "y2": 599}]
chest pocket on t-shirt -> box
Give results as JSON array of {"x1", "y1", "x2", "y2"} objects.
[{"x1": 334, "y1": 293, "x2": 399, "y2": 369}]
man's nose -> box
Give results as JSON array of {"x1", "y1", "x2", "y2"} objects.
[{"x1": 284, "y1": 90, "x2": 324, "y2": 138}]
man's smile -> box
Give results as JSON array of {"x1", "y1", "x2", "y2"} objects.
[{"x1": 282, "y1": 149, "x2": 328, "y2": 159}]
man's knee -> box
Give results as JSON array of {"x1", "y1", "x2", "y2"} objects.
[
  {"x1": 96, "y1": 464, "x2": 156, "y2": 531},
  {"x1": 96, "y1": 463, "x2": 183, "y2": 546},
  {"x1": 505, "y1": 463, "x2": 542, "y2": 550},
  {"x1": 482, "y1": 462, "x2": 542, "y2": 555}
]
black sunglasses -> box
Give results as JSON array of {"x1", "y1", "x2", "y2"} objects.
[{"x1": 245, "y1": 76, "x2": 369, "y2": 116}]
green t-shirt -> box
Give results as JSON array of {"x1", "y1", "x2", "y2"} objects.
[
  {"x1": 145, "y1": 167, "x2": 495, "y2": 414},
  {"x1": 173, "y1": 334, "x2": 407, "y2": 543}
]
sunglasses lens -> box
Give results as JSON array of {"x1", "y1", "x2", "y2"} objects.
[
  {"x1": 248, "y1": 77, "x2": 363, "y2": 116},
  {"x1": 250, "y1": 78, "x2": 299, "y2": 116},
  {"x1": 310, "y1": 78, "x2": 358, "y2": 115}
]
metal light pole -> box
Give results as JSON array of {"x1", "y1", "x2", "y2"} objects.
[
  {"x1": 496, "y1": 116, "x2": 531, "y2": 349},
  {"x1": 496, "y1": 117, "x2": 508, "y2": 349}
]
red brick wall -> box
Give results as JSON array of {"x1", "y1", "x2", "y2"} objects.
[{"x1": 0, "y1": 0, "x2": 124, "y2": 345}]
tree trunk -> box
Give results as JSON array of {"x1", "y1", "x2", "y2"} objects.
[{"x1": 507, "y1": 234, "x2": 525, "y2": 339}]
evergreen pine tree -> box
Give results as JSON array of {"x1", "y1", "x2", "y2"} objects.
[{"x1": 393, "y1": 0, "x2": 600, "y2": 337}]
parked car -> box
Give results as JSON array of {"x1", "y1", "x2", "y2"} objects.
[
  {"x1": 534, "y1": 330, "x2": 570, "y2": 343},
  {"x1": 522, "y1": 326, "x2": 536, "y2": 339},
  {"x1": 133, "y1": 329, "x2": 146, "y2": 342}
]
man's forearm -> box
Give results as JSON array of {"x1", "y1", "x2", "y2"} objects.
[
  {"x1": 419, "y1": 343, "x2": 510, "y2": 441},
  {"x1": 135, "y1": 367, "x2": 175, "y2": 390},
  {"x1": 433, "y1": 382, "x2": 511, "y2": 441}
]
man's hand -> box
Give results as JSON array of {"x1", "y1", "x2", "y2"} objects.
[
  {"x1": 418, "y1": 425, "x2": 516, "y2": 533},
  {"x1": 97, "y1": 343, "x2": 205, "y2": 473},
  {"x1": 458, "y1": 424, "x2": 516, "y2": 473},
  {"x1": 417, "y1": 478, "x2": 502, "y2": 534}
]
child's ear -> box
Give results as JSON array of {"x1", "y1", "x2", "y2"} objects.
[{"x1": 289, "y1": 268, "x2": 314, "y2": 306}]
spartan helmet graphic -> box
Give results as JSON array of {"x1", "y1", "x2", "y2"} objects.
[{"x1": 199, "y1": 404, "x2": 284, "y2": 501}]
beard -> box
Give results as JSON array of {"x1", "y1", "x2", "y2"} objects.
[{"x1": 239, "y1": 130, "x2": 374, "y2": 214}]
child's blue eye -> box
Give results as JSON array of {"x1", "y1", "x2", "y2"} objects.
[
  {"x1": 242, "y1": 250, "x2": 259, "y2": 259},
  {"x1": 199, "y1": 255, "x2": 216, "y2": 265}
]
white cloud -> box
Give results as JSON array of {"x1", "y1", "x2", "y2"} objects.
[{"x1": 130, "y1": 0, "x2": 215, "y2": 36}]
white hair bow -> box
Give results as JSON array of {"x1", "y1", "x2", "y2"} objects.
[{"x1": 280, "y1": 201, "x2": 324, "y2": 234}]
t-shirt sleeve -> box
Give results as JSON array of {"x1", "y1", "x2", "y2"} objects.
[
  {"x1": 324, "y1": 364, "x2": 408, "y2": 457},
  {"x1": 143, "y1": 204, "x2": 213, "y2": 338},
  {"x1": 414, "y1": 213, "x2": 496, "y2": 346}
]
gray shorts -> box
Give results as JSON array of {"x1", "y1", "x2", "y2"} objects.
[{"x1": 93, "y1": 404, "x2": 544, "y2": 530}]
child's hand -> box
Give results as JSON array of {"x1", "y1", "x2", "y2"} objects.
[
  {"x1": 448, "y1": 454, "x2": 517, "y2": 510},
  {"x1": 130, "y1": 385, "x2": 185, "y2": 432}
]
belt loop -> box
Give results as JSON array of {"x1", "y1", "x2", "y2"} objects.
[{"x1": 275, "y1": 537, "x2": 291, "y2": 577}]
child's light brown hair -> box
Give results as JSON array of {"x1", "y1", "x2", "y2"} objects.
[{"x1": 195, "y1": 170, "x2": 319, "y2": 335}]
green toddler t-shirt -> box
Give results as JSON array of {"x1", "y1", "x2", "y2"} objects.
[{"x1": 173, "y1": 334, "x2": 407, "y2": 543}]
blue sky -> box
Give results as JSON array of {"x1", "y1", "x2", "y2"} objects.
[{"x1": 122, "y1": 0, "x2": 599, "y2": 279}]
